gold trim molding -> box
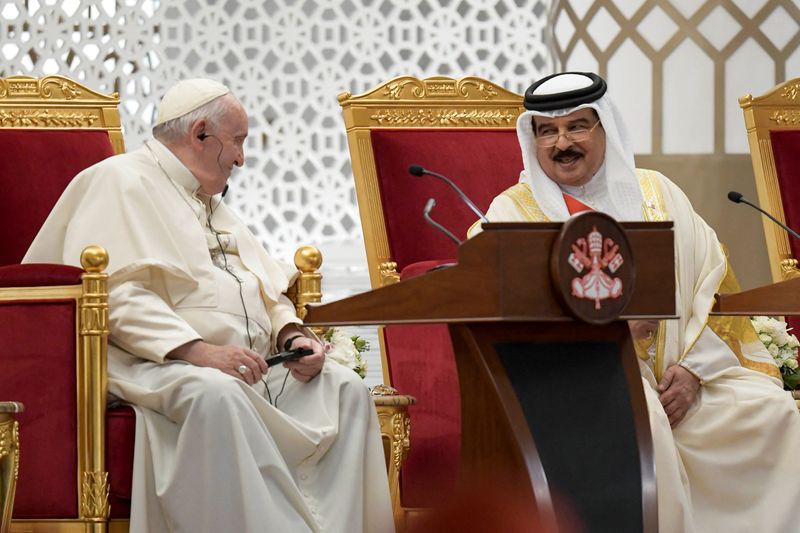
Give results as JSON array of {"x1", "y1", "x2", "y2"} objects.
[
  {"x1": 0, "y1": 75, "x2": 125, "y2": 155},
  {"x1": 768, "y1": 110, "x2": 800, "y2": 125},
  {"x1": 381, "y1": 77, "x2": 501, "y2": 100},
  {"x1": 780, "y1": 259, "x2": 800, "y2": 280},
  {"x1": 0, "y1": 76, "x2": 118, "y2": 102},
  {"x1": 369, "y1": 108, "x2": 518, "y2": 127},
  {"x1": 80, "y1": 471, "x2": 110, "y2": 519},
  {"x1": 379, "y1": 262, "x2": 400, "y2": 286},
  {"x1": 1, "y1": 407, "x2": 21, "y2": 533},
  {"x1": 0, "y1": 109, "x2": 100, "y2": 128},
  {"x1": 780, "y1": 82, "x2": 800, "y2": 101}
]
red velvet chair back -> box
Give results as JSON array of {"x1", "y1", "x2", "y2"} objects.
[
  {"x1": 371, "y1": 129, "x2": 523, "y2": 270},
  {"x1": 769, "y1": 130, "x2": 800, "y2": 262},
  {"x1": 340, "y1": 77, "x2": 525, "y2": 510},
  {"x1": 0, "y1": 129, "x2": 115, "y2": 265}
]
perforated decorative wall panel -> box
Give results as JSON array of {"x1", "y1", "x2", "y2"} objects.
[{"x1": 1, "y1": 0, "x2": 554, "y2": 259}]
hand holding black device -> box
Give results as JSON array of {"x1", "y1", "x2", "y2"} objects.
[{"x1": 265, "y1": 347, "x2": 314, "y2": 366}]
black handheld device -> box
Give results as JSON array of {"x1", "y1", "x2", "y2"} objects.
[{"x1": 265, "y1": 347, "x2": 314, "y2": 366}]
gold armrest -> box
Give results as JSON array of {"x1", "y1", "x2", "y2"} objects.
[
  {"x1": 0, "y1": 402, "x2": 23, "y2": 533},
  {"x1": 372, "y1": 385, "x2": 416, "y2": 530},
  {"x1": 286, "y1": 245, "x2": 323, "y2": 320},
  {"x1": 780, "y1": 259, "x2": 800, "y2": 280}
]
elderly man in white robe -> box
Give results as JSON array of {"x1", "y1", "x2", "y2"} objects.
[
  {"x1": 24, "y1": 79, "x2": 394, "y2": 533},
  {"x1": 468, "y1": 72, "x2": 800, "y2": 532}
]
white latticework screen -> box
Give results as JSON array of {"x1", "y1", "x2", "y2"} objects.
[
  {"x1": 551, "y1": 0, "x2": 800, "y2": 155},
  {"x1": 1, "y1": 0, "x2": 554, "y2": 384}
]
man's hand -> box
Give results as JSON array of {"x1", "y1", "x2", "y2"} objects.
[
  {"x1": 167, "y1": 340, "x2": 268, "y2": 386},
  {"x1": 658, "y1": 364, "x2": 700, "y2": 427},
  {"x1": 628, "y1": 320, "x2": 658, "y2": 343},
  {"x1": 282, "y1": 335, "x2": 325, "y2": 383}
]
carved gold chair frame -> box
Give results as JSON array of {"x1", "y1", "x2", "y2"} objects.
[
  {"x1": 338, "y1": 75, "x2": 525, "y2": 377},
  {"x1": 0, "y1": 74, "x2": 122, "y2": 533},
  {"x1": 740, "y1": 77, "x2": 800, "y2": 282},
  {"x1": 0, "y1": 247, "x2": 112, "y2": 533},
  {"x1": 338, "y1": 76, "x2": 524, "y2": 528}
]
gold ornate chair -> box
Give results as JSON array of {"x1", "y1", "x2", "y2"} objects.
[
  {"x1": 740, "y1": 77, "x2": 800, "y2": 283},
  {"x1": 741, "y1": 77, "x2": 800, "y2": 408},
  {"x1": 0, "y1": 75, "x2": 123, "y2": 532},
  {"x1": 338, "y1": 76, "x2": 525, "y2": 527}
]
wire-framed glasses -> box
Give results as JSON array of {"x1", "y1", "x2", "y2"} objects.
[{"x1": 535, "y1": 120, "x2": 602, "y2": 148}]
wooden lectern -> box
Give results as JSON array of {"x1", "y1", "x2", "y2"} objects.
[{"x1": 305, "y1": 214, "x2": 676, "y2": 532}]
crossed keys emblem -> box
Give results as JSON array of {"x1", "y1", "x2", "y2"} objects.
[{"x1": 567, "y1": 225, "x2": 625, "y2": 310}]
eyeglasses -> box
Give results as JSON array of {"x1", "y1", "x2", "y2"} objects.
[{"x1": 535, "y1": 120, "x2": 602, "y2": 148}]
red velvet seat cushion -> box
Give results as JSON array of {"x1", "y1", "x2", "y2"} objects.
[
  {"x1": 0, "y1": 129, "x2": 114, "y2": 266},
  {"x1": 370, "y1": 129, "x2": 522, "y2": 507},
  {"x1": 770, "y1": 129, "x2": 800, "y2": 333},
  {"x1": 107, "y1": 405, "x2": 136, "y2": 518},
  {"x1": 387, "y1": 260, "x2": 461, "y2": 508},
  {"x1": 0, "y1": 299, "x2": 79, "y2": 518},
  {"x1": 0, "y1": 264, "x2": 83, "y2": 287}
]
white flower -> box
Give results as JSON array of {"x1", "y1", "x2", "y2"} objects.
[
  {"x1": 751, "y1": 316, "x2": 800, "y2": 379},
  {"x1": 322, "y1": 327, "x2": 368, "y2": 379},
  {"x1": 768, "y1": 343, "x2": 780, "y2": 357}
]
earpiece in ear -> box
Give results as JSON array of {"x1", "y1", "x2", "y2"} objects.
[{"x1": 198, "y1": 133, "x2": 208, "y2": 140}]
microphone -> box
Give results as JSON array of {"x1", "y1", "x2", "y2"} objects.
[
  {"x1": 423, "y1": 198, "x2": 462, "y2": 246},
  {"x1": 727, "y1": 190, "x2": 800, "y2": 241},
  {"x1": 409, "y1": 165, "x2": 488, "y2": 222},
  {"x1": 222, "y1": 184, "x2": 229, "y2": 197}
]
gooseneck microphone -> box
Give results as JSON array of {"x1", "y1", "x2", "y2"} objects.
[
  {"x1": 409, "y1": 165, "x2": 488, "y2": 222},
  {"x1": 727, "y1": 190, "x2": 800, "y2": 241},
  {"x1": 423, "y1": 198, "x2": 462, "y2": 246}
]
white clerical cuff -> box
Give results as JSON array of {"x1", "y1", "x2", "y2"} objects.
[{"x1": 679, "y1": 325, "x2": 740, "y2": 383}]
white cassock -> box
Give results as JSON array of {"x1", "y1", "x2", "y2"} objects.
[
  {"x1": 24, "y1": 139, "x2": 394, "y2": 533},
  {"x1": 469, "y1": 168, "x2": 800, "y2": 533}
]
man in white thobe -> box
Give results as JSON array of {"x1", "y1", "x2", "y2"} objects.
[
  {"x1": 24, "y1": 79, "x2": 394, "y2": 533},
  {"x1": 469, "y1": 72, "x2": 800, "y2": 532}
]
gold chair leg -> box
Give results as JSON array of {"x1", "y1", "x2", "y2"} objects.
[
  {"x1": 0, "y1": 402, "x2": 23, "y2": 533},
  {"x1": 372, "y1": 386, "x2": 415, "y2": 532}
]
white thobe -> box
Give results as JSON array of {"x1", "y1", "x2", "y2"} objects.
[
  {"x1": 469, "y1": 169, "x2": 800, "y2": 533},
  {"x1": 24, "y1": 139, "x2": 394, "y2": 533}
]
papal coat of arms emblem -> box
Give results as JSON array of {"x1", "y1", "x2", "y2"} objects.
[{"x1": 568, "y1": 225, "x2": 624, "y2": 310}]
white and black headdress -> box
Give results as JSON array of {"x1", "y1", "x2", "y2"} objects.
[{"x1": 517, "y1": 72, "x2": 643, "y2": 221}]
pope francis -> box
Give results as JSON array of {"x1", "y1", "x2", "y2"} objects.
[
  {"x1": 24, "y1": 79, "x2": 394, "y2": 533},
  {"x1": 469, "y1": 72, "x2": 800, "y2": 532}
]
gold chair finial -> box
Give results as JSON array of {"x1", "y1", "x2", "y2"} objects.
[
  {"x1": 80, "y1": 245, "x2": 109, "y2": 272},
  {"x1": 294, "y1": 245, "x2": 322, "y2": 272}
]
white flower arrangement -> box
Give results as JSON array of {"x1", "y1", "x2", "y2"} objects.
[
  {"x1": 751, "y1": 316, "x2": 800, "y2": 389},
  {"x1": 322, "y1": 327, "x2": 368, "y2": 379}
]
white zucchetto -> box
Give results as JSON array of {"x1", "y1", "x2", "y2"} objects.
[{"x1": 155, "y1": 78, "x2": 230, "y2": 127}]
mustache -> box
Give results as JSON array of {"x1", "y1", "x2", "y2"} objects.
[{"x1": 552, "y1": 148, "x2": 583, "y2": 160}]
